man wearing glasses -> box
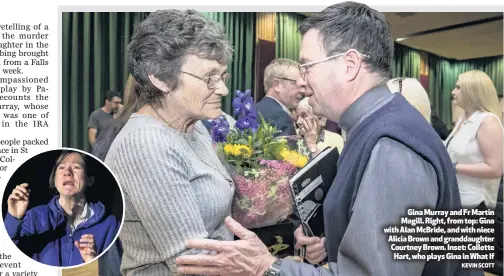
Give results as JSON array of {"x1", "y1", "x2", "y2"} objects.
[
  {"x1": 256, "y1": 58, "x2": 307, "y2": 137},
  {"x1": 176, "y1": 2, "x2": 477, "y2": 276}
]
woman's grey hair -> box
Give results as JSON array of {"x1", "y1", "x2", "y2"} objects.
[
  {"x1": 299, "y1": 1, "x2": 394, "y2": 79},
  {"x1": 297, "y1": 97, "x2": 312, "y2": 110},
  {"x1": 128, "y1": 10, "x2": 234, "y2": 107}
]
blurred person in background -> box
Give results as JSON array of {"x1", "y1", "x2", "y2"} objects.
[
  {"x1": 431, "y1": 107, "x2": 450, "y2": 140},
  {"x1": 387, "y1": 78, "x2": 451, "y2": 140},
  {"x1": 386, "y1": 77, "x2": 431, "y2": 123},
  {"x1": 92, "y1": 75, "x2": 139, "y2": 161},
  {"x1": 445, "y1": 70, "x2": 503, "y2": 210},
  {"x1": 296, "y1": 97, "x2": 344, "y2": 157},
  {"x1": 324, "y1": 119, "x2": 342, "y2": 135},
  {"x1": 256, "y1": 58, "x2": 307, "y2": 137},
  {"x1": 88, "y1": 91, "x2": 123, "y2": 148}
]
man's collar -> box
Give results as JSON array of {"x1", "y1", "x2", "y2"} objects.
[
  {"x1": 339, "y1": 84, "x2": 392, "y2": 133},
  {"x1": 266, "y1": 96, "x2": 291, "y2": 115}
]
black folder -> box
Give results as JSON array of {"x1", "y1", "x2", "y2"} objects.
[{"x1": 289, "y1": 147, "x2": 339, "y2": 238}]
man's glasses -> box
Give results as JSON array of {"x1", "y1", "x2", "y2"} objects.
[
  {"x1": 276, "y1": 77, "x2": 297, "y2": 84},
  {"x1": 181, "y1": 71, "x2": 230, "y2": 89},
  {"x1": 299, "y1": 50, "x2": 370, "y2": 80}
]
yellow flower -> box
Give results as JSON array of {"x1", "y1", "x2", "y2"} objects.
[
  {"x1": 280, "y1": 149, "x2": 308, "y2": 168},
  {"x1": 224, "y1": 144, "x2": 252, "y2": 157},
  {"x1": 224, "y1": 144, "x2": 235, "y2": 156},
  {"x1": 234, "y1": 144, "x2": 253, "y2": 157}
]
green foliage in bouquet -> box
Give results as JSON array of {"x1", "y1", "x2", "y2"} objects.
[{"x1": 211, "y1": 90, "x2": 307, "y2": 176}]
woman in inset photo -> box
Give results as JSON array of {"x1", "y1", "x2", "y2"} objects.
[{"x1": 3, "y1": 149, "x2": 122, "y2": 267}]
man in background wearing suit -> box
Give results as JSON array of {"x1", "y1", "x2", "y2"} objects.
[{"x1": 256, "y1": 58, "x2": 307, "y2": 137}]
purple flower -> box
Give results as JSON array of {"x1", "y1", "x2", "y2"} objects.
[
  {"x1": 242, "y1": 99, "x2": 257, "y2": 119},
  {"x1": 233, "y1": 98, "x2": 244, "y2": 116},
  {"x1": 236, "y1": 116, "x2": 259, "y2": 132},
  {"x1": 233, "y1": 89, "x2": 258, "y2": 132},
  {"x1": 211, "y1": 116, "x2": 230, "y2": 143},
  {"x1": 233, "y1": 90, "x2": 255, "y2": 115}
]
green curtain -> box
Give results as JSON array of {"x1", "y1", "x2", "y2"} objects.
[
  {"x1": 276, "y1": 12, "x2": 306, "y2": 61},
  {"x1": 456, "y1": 56, "x2": 503, "y2": 96},
  {"x1": 391, "y1": 43, "x2": 421, "y2": 79},
  {"x1": 62, "y1": 12, "x2": 148, "y2": 152},
  {"x1": 428, "y1": 54, "x2": 455, "y2": 127},
  {"x1": 429, "y1": 54, "x2": 503, "y2": 126},
  {"x1": 201, "y1": 12, "x2": 256, "y2": 116}
]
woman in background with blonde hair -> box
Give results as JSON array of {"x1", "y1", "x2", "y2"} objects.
[{"x1": 444, "y1": 70, "x2": 503, "y2": 209}]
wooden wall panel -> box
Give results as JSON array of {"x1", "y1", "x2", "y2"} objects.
[
  {"x1": 62, "y1": 260, "x2": 98, "y2": 276},
  {"x1": 255, "y1": 39, "x2": 276, "y2": 102},
  {"x1": 256, "y1": 12, "x2": 276, "y2": 42}
]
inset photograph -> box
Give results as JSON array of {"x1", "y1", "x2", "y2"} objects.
[{"x1": 2, "y1": 148, "x2": 123, "y2": 268}]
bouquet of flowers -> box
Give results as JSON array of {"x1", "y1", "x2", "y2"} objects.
[{"x1": 211, "y1": 90, "x2": 308, "y2": 229}]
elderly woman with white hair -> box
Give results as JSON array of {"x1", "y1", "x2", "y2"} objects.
[
  {"x1": 386, "y1": 77, "x2": 431, "y2": 123},
  {"x1": 387, "y1": 77, "x2": 452, "y2": 140},
  {"x1": 296, "y1": 97, "x2": 344, "y2": 157}
]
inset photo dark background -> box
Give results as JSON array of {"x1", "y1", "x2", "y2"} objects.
[
  {"x1": 2, "y1": 149, "x2": 123, "y2": 221},
  {"x1": 1, "y1": 148, "x2": 124, "y2": 268}
]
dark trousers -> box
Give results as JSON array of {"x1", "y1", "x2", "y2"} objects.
[{"x1": 98, "y1": 239, "x2": 123, "y2": 276}]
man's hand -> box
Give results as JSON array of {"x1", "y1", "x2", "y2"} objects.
[
  {"x1": 75, "y1": 234, "x2": 96, "y2": 262},
  {"x1": 7, "y1": 183, "x2": 30, "y2": 220},
  {"x1": 294, "y1": 225, "x2": 327, "y2": 264},
  {"x1": 176, "y1": 217, "x2": 277, "y2": 276},
  {"x1": 113, "y1": 104, "x2": 124, "y2": 119}
]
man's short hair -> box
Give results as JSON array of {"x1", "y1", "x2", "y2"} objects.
[
  {"x1": 264, "y1": 58, "x2": 300, "y2": 92},
  {"x1": 299, "y1": 1, "x2": 393, "y2": 78},
  {"x1": 104, "y1": 91, "x2": 122, "y2": 102}
]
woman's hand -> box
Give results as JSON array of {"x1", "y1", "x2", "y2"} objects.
[
  {"x1": 7, "y1": 183, "x2": 30, "y2": 219},
  {"x1": 299, "y1": 117, "x2": 320, "y2": 152},
  {"x1": 176, "y1": 216, "x2": 276, "y2": 276},
  {"x1": 75, "y1": 234, "x2": 96, "y2": 262},
  {"x1": 294, "y1": 225, "x2": 327, "y2": 264}
]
